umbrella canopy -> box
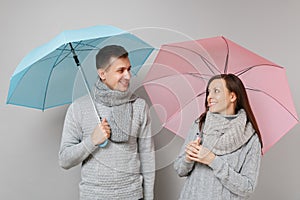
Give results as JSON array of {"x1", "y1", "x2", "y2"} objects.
[
  {"x1": 143, "y1": 36, "x2": 298, "y2": 154},
  {"x1": 7, "y1": 25, "x2": 154, "y2": 110}
]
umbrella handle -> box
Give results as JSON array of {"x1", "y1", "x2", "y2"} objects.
[
  {"x1": 98, "y1": 139, "x2": 108, "y2": 148},
  {"x1": 69, "y1": 43, "x2": 80, "y2": 66}
]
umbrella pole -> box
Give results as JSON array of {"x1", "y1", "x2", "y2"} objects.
[{"x1": 69, "y1": 43, "x2": 101, "y2": 124}]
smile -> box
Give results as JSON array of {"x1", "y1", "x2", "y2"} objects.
[
  {"x1": 120, "y1": 80, "x2": 129, "y2": 87},
  {"x1": 208, "y1": 102, "x2": 217, "y2": 107}
]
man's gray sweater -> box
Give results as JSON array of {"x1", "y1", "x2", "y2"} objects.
[{"x1": 59, "y1": 96, "x2": 155, "y2": 200}]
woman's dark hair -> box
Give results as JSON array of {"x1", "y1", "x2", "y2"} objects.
[
  {"x1": 96, "y1": 45, "x2": 128, "y2": 70},
  {"x1": 198, "y1": 73, "x2": 263, "y2": 149}
]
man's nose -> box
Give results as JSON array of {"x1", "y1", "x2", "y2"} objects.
[{"x1": 124, "y1": 70, "x2": 131, "y2": 79}]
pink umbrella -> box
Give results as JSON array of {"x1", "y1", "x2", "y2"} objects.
[{"x1": 143, "y1": 36, "x2": 298, "y2": 154}]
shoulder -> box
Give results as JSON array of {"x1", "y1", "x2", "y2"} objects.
[
  {"x1": 245, "y1": 133, "x2": 262, "y2": 154},
  {"x1": 131, "y1": 97, "x2": 150, "y2": 124},
  {"x1": 132, "y1": 97, "x2": 148, "y2": 111},
  {"x1": 67, "y1": 95, "x2": 95, "y2": 116},
  {"x1": 72, "y1": 95, "x2": 91, "y2": 106},
  {"x1": 187, "y1": 120, "x2": 199, "y2": 134},
  {"x1": 248, "y1": 134, "x2": 260, "y2": 146},
  {"x1": 184, "y1": 120, "x2": 199, "y2": 141}
]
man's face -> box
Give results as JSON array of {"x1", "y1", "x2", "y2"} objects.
[{"x1": 98, "y1": 57, "x2": 131, "y2": 92}]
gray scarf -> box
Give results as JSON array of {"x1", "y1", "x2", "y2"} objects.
[
  {"x1": 93, "y1": 77, "x2": 137, "y2": 143},
  {"x1": 202, "y1": 109, "x2": 255, "y2": 155}
]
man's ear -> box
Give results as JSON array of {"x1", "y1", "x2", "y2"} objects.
[{"x1": 97, "y1": 69, "x2": 105, "y2": 81}]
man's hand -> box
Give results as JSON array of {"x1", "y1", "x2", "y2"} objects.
[{"x1": 91, "y1": 118, "x2": 111, "y2": 146}]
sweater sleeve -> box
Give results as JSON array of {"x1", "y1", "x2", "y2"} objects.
[
  {"x1": 138, "y1": 101, "x2": 155, "y2": 200},
  {"x1": 173, "y1": 123, "x2": 198, "y2": 177},
  {"x1": 208, "y1": 134, "x2": 262, "y2": 197},
  {"x1": 58, "y1": 103, "x2": 98, "y2": 169}
]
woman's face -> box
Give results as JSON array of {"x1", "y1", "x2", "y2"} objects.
[{"x1": 207, "y1": 78, "x2": 236, "y2": 115}]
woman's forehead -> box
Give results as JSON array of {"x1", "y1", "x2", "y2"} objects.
[{"x1": 209, "y1": 79, "x2": 226, "y2": 89}]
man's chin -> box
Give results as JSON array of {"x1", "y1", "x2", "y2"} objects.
[{"x1": 117, "y1": 85, "x2": 129, "y2": 92}]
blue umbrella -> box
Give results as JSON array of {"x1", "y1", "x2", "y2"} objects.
[{"x1": 7, "y1": 25, "x2": 154, "y2": 111}]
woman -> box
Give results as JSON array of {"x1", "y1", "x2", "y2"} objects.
[{"x1": 174, "y1": 74, "x2": 263, "y2": 200}]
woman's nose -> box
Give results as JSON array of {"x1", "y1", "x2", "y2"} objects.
[{"x1": 207, "y1": 92, "x2": 212, "y2": 99}]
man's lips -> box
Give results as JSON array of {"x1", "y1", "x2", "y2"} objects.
[{"x1": 120, "y1": 80, "x2": 129, "y2": 87}]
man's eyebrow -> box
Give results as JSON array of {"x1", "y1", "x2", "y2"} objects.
[{"x1": 117, "y1": 65, "x2": 131, "y2": 70}]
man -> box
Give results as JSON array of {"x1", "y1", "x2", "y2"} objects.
[{"x1": 59, "y1": 45, "x2": 155, "y2": 200}]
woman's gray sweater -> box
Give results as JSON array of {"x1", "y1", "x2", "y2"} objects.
[
  {"x1": 59, "y1": 96, "x2": 155, "y2": 200},
  {"x1": 174, "y1": 122, "x2": 261, "y2": 200}
]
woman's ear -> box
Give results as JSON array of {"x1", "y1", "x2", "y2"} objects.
[
  {"x1": 97, "y1": 69, "x2": 105, "y2": 81},
  {"x1": 230, "y1": 92, "x2": 237, "y2": 103}
]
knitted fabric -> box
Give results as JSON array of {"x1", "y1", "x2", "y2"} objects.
[
  {"x1": 59, "y1": 95, "x2": 155, "y2": 200},
  {"x1": 93, "y1": 77, "x2": 137, "y2": 142},
  {"x1": 202, "y1": 109, "x2": 255, "y2": 155},
  {"x1": 174, "y1": 121, "x2": 261, "y2": 200}
]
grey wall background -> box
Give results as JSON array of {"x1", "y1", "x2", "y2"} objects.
[{"x1": 1, "y1": 0, "x2": 299, "y2": 199}]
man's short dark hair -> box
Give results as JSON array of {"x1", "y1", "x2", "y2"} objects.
[{"x1": 96, "y1": 45, "x2": 128, "y2": 70}]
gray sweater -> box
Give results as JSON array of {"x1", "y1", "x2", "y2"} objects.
[
  {"x1": 174, "y1": 122, "x2": 261, "y2": 200},
  {"x1": 59, "y1": 96, "x2": 155, "y2": 200}
]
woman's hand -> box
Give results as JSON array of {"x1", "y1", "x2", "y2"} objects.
[
  {"x1": 185, "y1": 137, "x2": 216, "y2": 165},
  {"x1": 185, "y1": 138, "x2": 200, "y2": 163},
  {"x1": 91, "y1": 118, "x2": 111, "y2": 146}
]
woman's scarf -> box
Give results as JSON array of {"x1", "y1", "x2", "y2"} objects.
[
  {"x1": 93, "y1": 77, "x2": 137, "y2": 143},
  {"x1": 202, "y1": 109, "x2": 255, "y2": 155}
]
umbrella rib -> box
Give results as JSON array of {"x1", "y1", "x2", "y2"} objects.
[
  {"x1": 56, "y1": 47, "x2": 97, "y2": 52},
  {"x1": 163, "y1": 44, "x2": 221, "y2": 75},
  {"x1": 144, "y1": 72, "x2": 211, "y2": 84},
  {"x1": 42, "y1": 67, "x2": 56, "y2": 111},
  {"x1": 36, "y1": 44, "x2": 71, "y2": 65},
  {"x1": 51, "y1": 41, "x2": 95, "y2": 68},
  {"x1": 38, "y1": 52, "x2": 70, "y2": 63},
  {"x1": 222, "y1": 36, "x2": 229, "y2": 74},
  {"x1": 69, "y1": 37, "x2": 113, "y2": 52},
  {"x1": 75, "y1": 42, "x2": 100, "y2": 51},
  {"x1": 246, "y1": 87, "x2": 299, "y2": 121},
  {"x1": 56, "y1": 40, "x2": 101, "y2": 52},
  {"x1": 52, "y1": 44, "x2": 72, "y2": 68},
  {"x1": 42, "y1": 43, "x2": 79, "y2": 109},
  {"x1": 162, "y1": 91, "x2": 206, "y2": 126},
  {"x1": 188, "y1": 73, "x2": 215, "y2": 81},
  {"x1": 235, "y1": 63, "x2": 283, "y2": 76},
  {"x1": 41, "y1": 44, "x2": 69, "y2": 110}
]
